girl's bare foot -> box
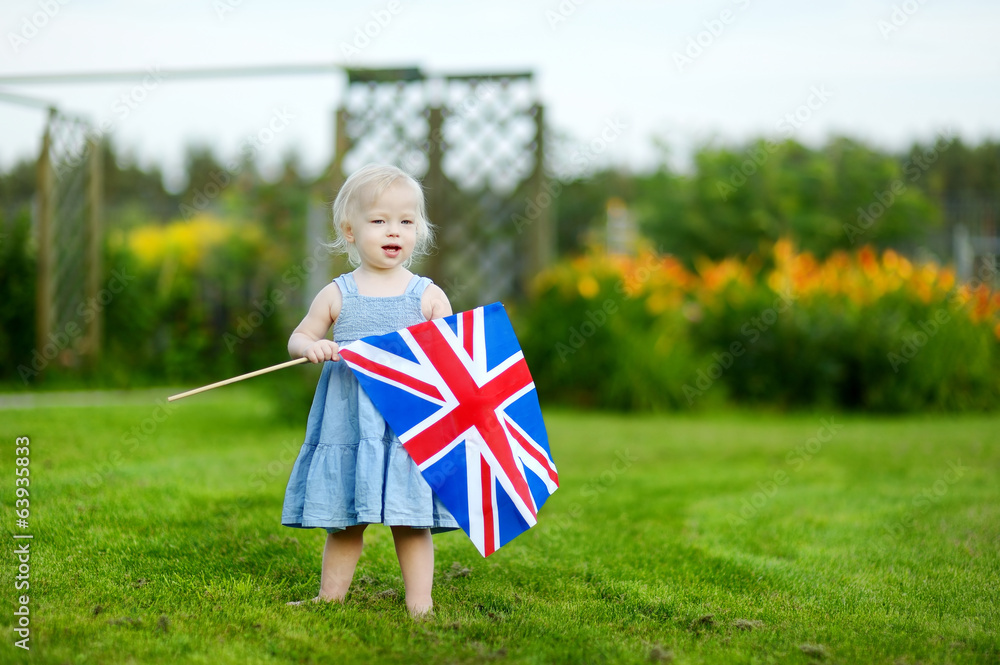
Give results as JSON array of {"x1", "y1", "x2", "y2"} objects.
[{"x1": 407, "y1": 601, "x2": 433, "y2": 619}]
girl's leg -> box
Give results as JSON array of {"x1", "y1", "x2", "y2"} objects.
[
  {"x1": 390, "y1": 526, "x2": 434, "y2": 617},
  {"x1": 288, "y1": 524, "x2": 367, "y2": 605},
  {"x1": 319, "y1": 524, "x2": 367, "y2": 601}
]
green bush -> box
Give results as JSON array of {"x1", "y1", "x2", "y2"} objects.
[
  {"x1": 518, "y1": 243, "x2": 1000, "y2": 412},
  {"x1": 518, "y1": 249, "x2": 719, "y2": 411},
  {"x1": 0, "y1": 210, "x2": 36, "y2": 383}
]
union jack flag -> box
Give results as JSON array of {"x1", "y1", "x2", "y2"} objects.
[{"x1": 339, "y1": 302, "x2": 559, "y2": 557}]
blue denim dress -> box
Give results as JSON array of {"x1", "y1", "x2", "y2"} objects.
[{"x1": 281, "y1": 272, "x2": 459, "y2": 533}]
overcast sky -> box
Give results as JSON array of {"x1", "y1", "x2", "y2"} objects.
[{"x1": 1, "y1": 0, "x2": 998, "y2": 188}]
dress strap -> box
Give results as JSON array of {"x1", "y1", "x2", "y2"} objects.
[
  {"x1": 333, "y1": 272, "x2": 358, "y2": 295},
  {"x1": 405, "y1": 275, "x2": 433, "y2": 295}
]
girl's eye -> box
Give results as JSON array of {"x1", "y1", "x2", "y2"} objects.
[
  {"x1": 371, "y1": 219, "x2": 384, "y2": 224},
  {"x1": 401, "y1": 219, "x2": 414, "y2": 225}
]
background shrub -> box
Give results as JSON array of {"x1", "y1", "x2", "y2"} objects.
[{"x1": 518, "y1": 241, "x2": 1000, "y2": 412}]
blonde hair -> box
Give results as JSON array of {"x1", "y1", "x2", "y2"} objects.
[{"x1": 329, "y1": 164, "x2": 435, "y2": 267}]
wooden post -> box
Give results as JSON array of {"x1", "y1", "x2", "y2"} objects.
[
  {"x1": 423, "y1": 105, "x2": 446, "y2": 285},
  {"x1": 331, "y1": 106, "x2": 349, "y2": 198},
  {"x1": 35, "y1": 108, "x2": 55, "y2": 357},
  {"x1": 524, "y1": 103, "x2": 554, "y2": 293},
  {"x1": 85, "y1": 133, "x2": 103, "y2": 364},
  {"x1": 324, "y1": 105, "x2": 352, "y2": 281}
]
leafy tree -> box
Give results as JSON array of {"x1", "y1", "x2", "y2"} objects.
[
  {"x1": 0, "y1": 157, "x2": 36, "y2": 223},
  {"x1": 911, "y1": 137, "x2": 1000, "y2": 198},
  {"x1": 636, "y1": 137, "x2": 941, "y2": 265},
  {"x1": 552, "y1": 169, "x2": 636, "y2": 254},
  {"x1": 101, "y1": 139, "x2": 180, "y2": 225},
  {"x1": 0, "y1": 210, "x2": 36, "y2": 382}
]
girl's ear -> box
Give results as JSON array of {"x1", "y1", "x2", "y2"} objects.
[{"x1": 342, "y1": 222, "x2": 355, "y2": 242}]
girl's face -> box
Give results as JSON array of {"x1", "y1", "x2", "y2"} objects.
[{"x1": 345, "y1": 180, "x2": 420, "y2": 272}]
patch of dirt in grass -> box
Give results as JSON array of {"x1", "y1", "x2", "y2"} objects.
[
  {"x1": 471, "y1": 642, "x2": 507, "y2": 660},
  {"x1": 732, "y1": 619, "x2": 764, "y2": 631},
  {"x1": 688, "y1": 614, "x2": 715, "y2": 632},
  {"x1": 267, "y1": 534, "x2": 300, "y2": 548},
  {"x1": 799, "y1": 643, "x2": 829, "y2": 659},
  {"x1": 648, "y1": 642, "x2": 674, "y2": 662},
  {"x1": 443, "y1": 562, "x2": 471, "y2": 581},
  {"x1": 475, "y1": 604, "x2": 500, "y2": 621}
]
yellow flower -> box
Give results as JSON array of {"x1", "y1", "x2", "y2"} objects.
[
  {"x1": 766, "y1": 271, "x2": 788, "y2": 295},
  {"x1": 126, "y1": 215, "x2": 252, "y2": 269},
  {"x1": 896, "y1": 255, "x2": 913, "y2": 279},
  {"x1": 646, "y1": 290, "x2": 680, "y2": 315},
  {"x1": 578, "y1": 275, "x2": 600, "y2": 299},
  {"x1": 128, "y1": 225, "x2": 166, "y2": 265}
]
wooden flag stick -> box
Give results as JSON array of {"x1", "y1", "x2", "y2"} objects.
[{"x1": 167, "y1": 357, "x2": 311, "y2": 402}]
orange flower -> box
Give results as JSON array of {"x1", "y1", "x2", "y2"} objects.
[
  {"x1": 938, "y1": 268, "x2": 955, "y2": 291},
  {"x1": 858, "y1": 246, "x2": 878, "y2": 278},
  {"x1": 971, "y1": 284, "x2": 992, "y2": 322},
  {"x1": 883, "y1": 248, "x2": 899, "y2": 271},
  {"x1": 533, "y1": 238, "x2": 997, "y2": 342},
  {"x1": 773, "y1": 237, "x2": 795, "y2": 266}
]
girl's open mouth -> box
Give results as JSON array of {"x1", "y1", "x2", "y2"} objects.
[{"x1": 382, "y1": 244, "x2": 402, "y2": 256}]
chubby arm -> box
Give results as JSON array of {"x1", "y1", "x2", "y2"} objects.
[
  {"x1": 288, "y1": 282, "x2": 343, "y2": 363},
  {"x1": 421, "y1": 283, "x2": 453, "y2": 321}
]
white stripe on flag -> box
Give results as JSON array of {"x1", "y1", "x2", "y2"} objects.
[
  {"x1": 465, "y1": 440, "x2": 486, "y2": 557},
  {"x1": 502, "y1": 414, "x2": 559, "y2": 494},
  {"x1": 413, "y1": 427, "x2": 471, "y2": 472},
  {"x1": 474, "y1": 427, "x2": 539, "y2": 528}
]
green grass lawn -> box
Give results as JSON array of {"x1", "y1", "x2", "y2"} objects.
[{"x1": 2, "y1": 389, "x2": 998, "y2": 664}]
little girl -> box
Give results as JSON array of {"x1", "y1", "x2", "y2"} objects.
[{"x1": 281, "y1": 164, "x2": 458, "y2": 617}]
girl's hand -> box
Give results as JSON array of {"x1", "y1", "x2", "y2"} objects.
[
  {"x1": 421, "y1": 284, "x2": 453, "y2": 321},
  {"x1": 303, "y1": 340, "x2": 340, "y2": 364},
  {"x1": 288, "y1": 282, "x2": 342, "y2": 362}
]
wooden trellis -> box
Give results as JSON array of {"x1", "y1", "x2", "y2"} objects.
[
  {"x1": 35, "y1": 108, "x2": 103, "y2": 366},
  {"x1": 330, "y1": 67, "x2": 553, "y2": 309}
]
